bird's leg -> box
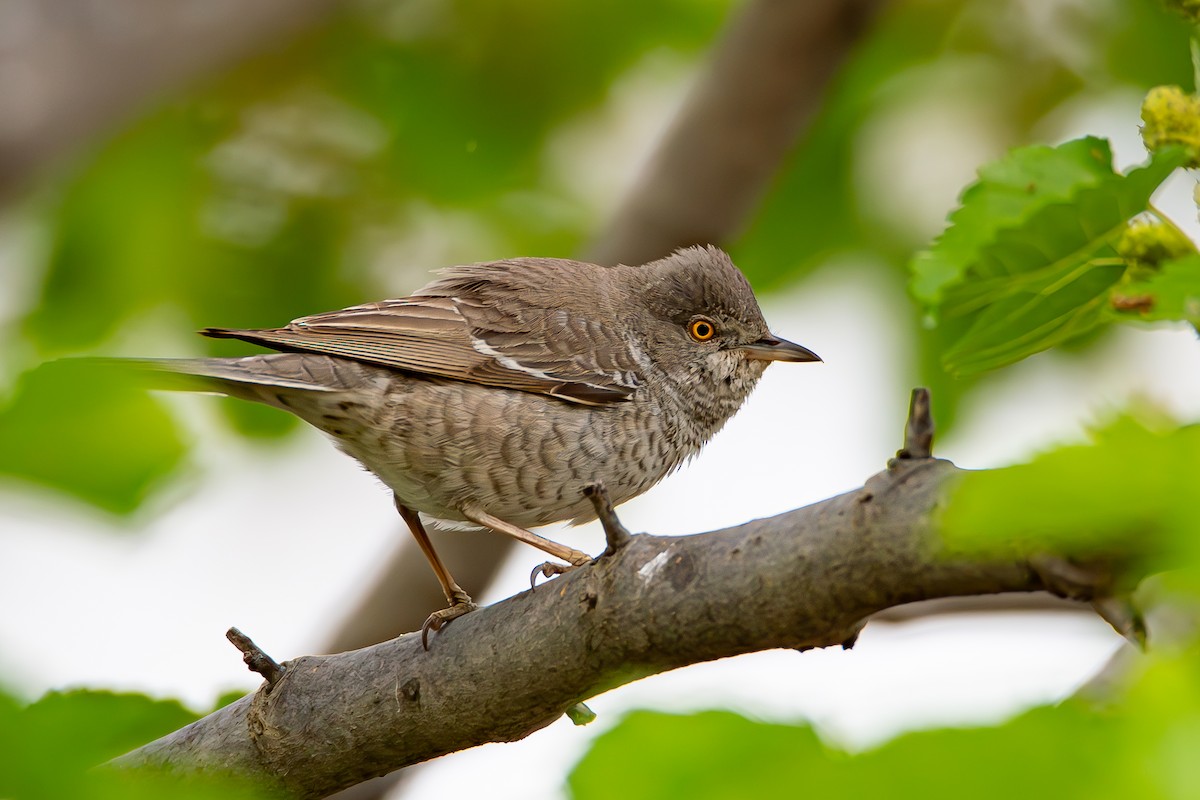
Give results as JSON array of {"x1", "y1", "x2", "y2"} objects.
[
  {"x1": 394, "y1": 497, "x2": 477, "y2": 649},
  {"x1": 460, "y1": 504, "x2": 593, "y2": 587},
  {"x1": 583, "y1": 482, "x2": 632, "y2": 556}
]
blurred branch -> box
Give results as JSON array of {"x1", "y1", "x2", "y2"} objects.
[
  {"x1": 586, "y1": 0, "x2": 883, "y2": 266},
  {"x1": 0, "y1": 0, "x2": 340, "y2": 202},
  {"x1": 113, "y1": 389, "x2": 1143, "y2": 798}
]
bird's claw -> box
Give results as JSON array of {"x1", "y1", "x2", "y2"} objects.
[
  {"x1": 530, "y1": 561, "x2": 569, "y2": 588},
  {"x1": 420, "y1": 598, "x2": 477, "y2": 650},
  {"x1": 529, "y1": 555, "x2": 591, "y2": 589}
]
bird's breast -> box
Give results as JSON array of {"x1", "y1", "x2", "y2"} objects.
[{"x1": 321, "y1": 375, "x2": 712, "y2": 528}]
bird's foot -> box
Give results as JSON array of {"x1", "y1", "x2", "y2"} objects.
[
  {"x1": 421, "y1": 592, "x2": 477, "y2": 650},
  {"x1": 529, "y1": 552, "x2": 592, "y2": 588}
]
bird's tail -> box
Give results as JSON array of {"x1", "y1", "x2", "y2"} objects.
[{"x1": 81, "y1": 354, "x2": 364, "y2": 406}]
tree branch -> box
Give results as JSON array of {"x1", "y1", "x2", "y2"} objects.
[{"x1": 112, "y1": 391, "x2": 1135, "y2": 798}]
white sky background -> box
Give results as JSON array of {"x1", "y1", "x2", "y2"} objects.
[{"x1": 3, "y1": 48, "x2": 1200, "y2": 800}]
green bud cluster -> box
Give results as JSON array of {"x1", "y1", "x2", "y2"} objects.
[
  {"x1": 1116, "y1": 218, "x2": 1196, "y2": 279},
  {"x1": 1141, "y1": 86, "x2": 1200, "y2": 167}
]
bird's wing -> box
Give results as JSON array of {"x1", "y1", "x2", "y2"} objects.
[{"x1": 201, "y1": 290, "x2": 642, "y2": 407}]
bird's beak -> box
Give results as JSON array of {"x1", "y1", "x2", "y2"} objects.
[{"x1": 738, "y1": 334, "x2": 822, "y2": 363}]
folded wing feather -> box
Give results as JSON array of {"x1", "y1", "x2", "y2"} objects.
[{"x1": 202, "y1": 281, "x2": 641, "y2": 407}]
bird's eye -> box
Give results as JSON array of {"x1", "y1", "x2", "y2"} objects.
[{"x1": 688, "y1": 318, "x2": 717, "y2": 341}]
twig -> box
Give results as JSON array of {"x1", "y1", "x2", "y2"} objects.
[
  {"x1": 893, "y1": 387, "x2": 934, "y2": 462},
  {"x1": 226, "y1": 627, "x2": 286, "y2": 687}
]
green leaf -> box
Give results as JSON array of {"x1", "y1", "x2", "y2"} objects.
[
  {"x1": 571, "y1": 635, "x2": 1200, "y2": 800},
  {"x1": 0, "y1": 360, "x2": 187, "y2": 515},
  {"x1": 911, "y1": 137, "x2": 1118, "y2": 306},
  {"x1": 569, "y1": 710, "x2": 825, "y2": 800},
  {"x1": 939, "y1": 414, "x2": 1200, "y2": 565},
  {"x1": 0, "y1": 686, "x2": 268, "y2": 799},
  {"x1": 936, "y1": 147, "x2": 1187, "y2": 374},
  {"x1": 18, "y1": 690, "x2": 200, "y2": 770},
  {"x1": 1108, "y1": 253, "x2": 1200, "y2": 324},
  {"x1": 568, "y1": 707, "x2": 1127, "y2": 800}
]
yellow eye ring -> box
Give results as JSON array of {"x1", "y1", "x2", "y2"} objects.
[{"x1": 688, "y1": 318, "x2": 717, "y2": 341}]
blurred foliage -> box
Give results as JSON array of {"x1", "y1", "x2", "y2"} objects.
[
  {"x1": 569, "y1": 642, "x2": 1200, "y2": 800},
  {"x1": 0, "y1": 360, "x2": 186, "y2": 513},
  {"x1": 0, "y1": 687, "x2": 267, "y2": 799},
  {"x1": 0, "y1": 0, "x2": 1194, "y2": 512},
  {"x1": 940, "y1": 412, "x2": 1200, "y2": 569}
]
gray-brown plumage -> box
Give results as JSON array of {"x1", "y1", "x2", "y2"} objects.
[{"x1": 141, "y1": 245, "x2": 820, "y2": 643}]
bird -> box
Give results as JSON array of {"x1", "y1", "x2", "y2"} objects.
[{"x1": 134, "y1": 245, "x2": 820, "y2": 645}]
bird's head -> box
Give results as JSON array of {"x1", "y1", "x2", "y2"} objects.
[{"x1": 626, "y1": 246, "x2": 820, "y2": 415}]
